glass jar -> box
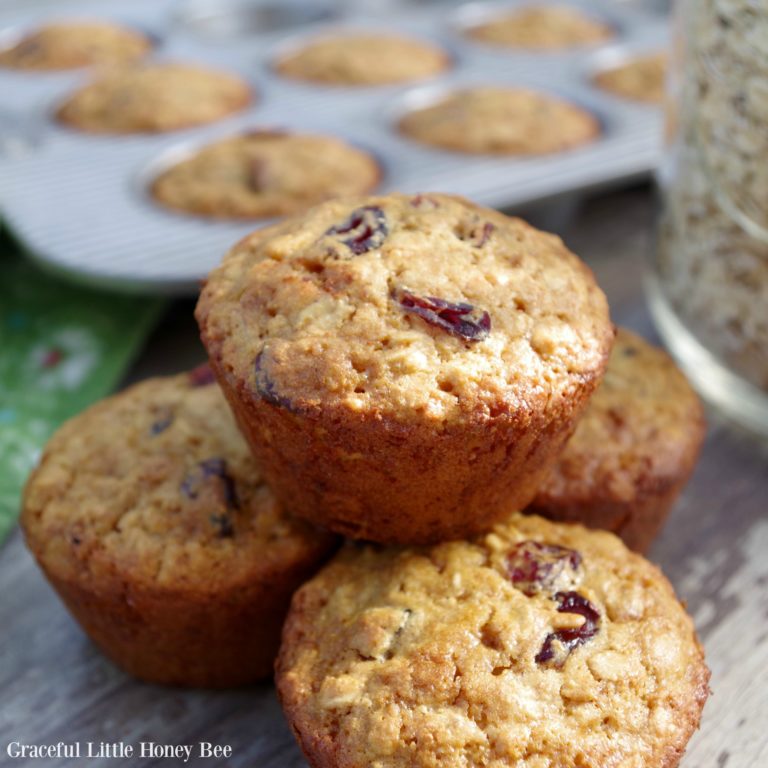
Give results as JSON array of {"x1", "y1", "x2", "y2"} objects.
[{"x1": 648, "y1": 0, "x2": 768, "y2": 434}]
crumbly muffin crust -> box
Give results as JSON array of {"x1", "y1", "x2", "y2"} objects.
[
  {"x1": 277, "y1": 512, "x2": 710, "y2": 768},
  {"x1": 197, "y1": 193, "x2": 613, "y2": 543},
  {"x1": 528, "y1": 328, "x2": 705, "y2": 553},
  {"x1": 466, "y1": 5, "x2": 614, "y2": 49},
  {"x1": 275, "y1": 33, "x2": 450, "y2": 85},
  {"x1": 0, "y1": 21, "x2": 151, "y2": 70},
  {"x1": 151, "y1": 131, "x2": 381, "y2": 220},
  {"x1": 594, "y1": 53, "x2": 668, "y2": 104},
  {"x1": 22, "y1": 369, "x2": 337, "y2": 686},
  {"x1": 398, "y1": 87, "x2": 600, "y2": 155},
  {"x1": 56, "y1": 63, "x2": 252, "y2": 134}
]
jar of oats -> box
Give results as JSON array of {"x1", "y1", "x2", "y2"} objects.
[{"x1": 649, "y1": 0, "x2": 768, "y2": 433}]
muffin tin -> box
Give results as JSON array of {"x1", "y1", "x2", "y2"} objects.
[{"x1": 0, "y1": 0, "x2": 667, "y2": 293}]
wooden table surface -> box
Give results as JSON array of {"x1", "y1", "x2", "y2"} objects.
[{"x1": 1, "y1": 186, "x2": 767, "y2": 768}]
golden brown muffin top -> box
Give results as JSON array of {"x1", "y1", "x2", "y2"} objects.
[
  {"x1": 398, "y1": 86, "x2": 600, "y2": 156},
  {"x1": 56, "y1": 62, "x2": 252, "y2": 134},
  {"x1": 0, "y1": 20, "x2": 151, "y2": 70},
  {"x1": 277, "y1": 512, "x2": 709, "y2": 768},
  {"x1": 466, "y1": 5, "x2": 614, "y2": 49},
  {"x1": 275, "y1": 32, "x2": 449, "y2": 85},
  {"x1": 594, "y1": 52, "x2": 668, "y2": 104},
  {"x1": 196, "y1": 193, "x2": 613, "y2": 424},
  {"x1": 534, "y1": 328, "x2": 705, "y2": 508},
  {"x1": 22, "y1": 369, "x2": 336, "y2": 593},
  {"x1": 151, "y1": 131, "x2": 381, "y2": 220}
]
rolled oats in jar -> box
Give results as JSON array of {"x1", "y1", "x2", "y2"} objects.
[{"x1": 651, "y1": 0, "x2": 768, "y2": 431}]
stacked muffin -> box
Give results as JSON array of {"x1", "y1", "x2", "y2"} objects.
[{"x1": 22, "y1": 193, "x2": 708, "y2": 766}]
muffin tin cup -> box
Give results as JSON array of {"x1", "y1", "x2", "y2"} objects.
[{"x1": 0, "y1": 0, "x2": 667, "y2": 294}]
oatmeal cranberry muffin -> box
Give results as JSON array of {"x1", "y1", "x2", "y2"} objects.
[
  {"x1": 277, "y1": 512, "x2": 710, "y2": 768},
  {"x1": 21, "y1": 367, "x2": 337, "y2": 688},
  {"x1": 274, "y1": 33, "x2": 449, "y2": 86},
  {"x1": 527, "y1": 328, "x2": 705, "y2": 554},
  {"x1": 465, "y1": 5, "x2": 614, "y2": 50},
  {"x1": 594, "y1": 52, "x2": 668, "y2": 104},
  {"x1": 0, "y1": 21, "x2": 151, "y2": 70},
  {"x1": 56, "y1": 63, "x2": 252, "y2": 134},
  {"x1": 398, "y1": 87, "x2": 600, "y2": 155},
  {"x1": 151, "y1": 131, "x2": 381, "y2": 220},
  {"x1": 196, "y1": 193, "x2": 613, "y2": 544}
]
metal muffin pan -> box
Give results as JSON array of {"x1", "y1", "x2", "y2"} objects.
[{"x1": 0, "y1": 0, "x2": 667, "y2": 294}]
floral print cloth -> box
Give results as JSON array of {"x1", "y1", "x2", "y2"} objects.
[{"x1": 0, "y1": 237, "x2": 163, "y2": 546}]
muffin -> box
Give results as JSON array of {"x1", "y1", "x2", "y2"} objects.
[
  {"x1": 0, "y1": 20, "x2": 151, "y2": 70},
  {"x1": 151, "y1": 131, "x2": 381, "y2": 220},
  {"x1": 594, "y1": 52, "x2": 668, "y2": 104},
  {"x1": 527, "y1": 328, "x2": 705, "y2": 554},
  {"x1": 398, "y1": 87, "x2": 600, "y2": 155},
  {"x1": 196, "y1": 193, "x2": 613, "y2": 544},
  {"x1": 56, "y1": 63, "x2": 252, "y2": 134},
  {"x1": 275, "y1": 33, "x2": 449, "y2": 86},
  {"x1": 21, "y1": 367, "x2": 338, "y2": 688},
  {"x1": 277, "y1": 512, "x2": 710, "y2": 768},
  {"x1": 465, "y1": 5, "x2": 614, "y2": 50}
]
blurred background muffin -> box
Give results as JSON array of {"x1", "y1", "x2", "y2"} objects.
[
  {"x1": 0, "y1": 20, "x2": 151, "y2": 70},
  {"x1": 151, "y1": 131, "x2": 381, "y2": 220},
  {"x1": 56, "y1": 62, "x2": 253, "y2": 133}
]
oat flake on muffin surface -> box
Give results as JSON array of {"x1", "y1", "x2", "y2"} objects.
[
  {"x1": 277, "y1": 512, "x2": 710, "y2": 768},
  {"x1": 0, "y1": 20, "x2": 151, "y2": 70},
  {"x1": 398, "y1": 87, "x2": 600, "y2": 155},
  {"x1": 56, "y1": 62, "x2": 252, "y2": 134},
  {"x1": 275, "y1": 32, "x2": 450, "y2": 85},
  {"x1": 151, "y1": 131, "x2": 381, "y2": 220}
]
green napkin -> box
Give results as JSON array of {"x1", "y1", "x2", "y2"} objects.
[{"x1": 0, "y1": 232, "x2": 164, "y2": 546}]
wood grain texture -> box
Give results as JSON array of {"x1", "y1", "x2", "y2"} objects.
[{"x1": 1, "y1": 186, "x2": 766, "y2": 767}]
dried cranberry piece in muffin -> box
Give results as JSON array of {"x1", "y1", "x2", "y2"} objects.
[
  {"x1": 254, "y1": 351, "x2": 293, "y2": 410},
  {"x1": 455, "y1": 218, "x2": 495, "y2": 247},
  {"x1": 394, "y1": 288, "x2": 491, "y2": 342},
  {"x1": 188, "y1": 364, "x2": 216, "y2": 388},
  {"x1": 325, "y1": 205, "x2": 388, "y2": 255},
  {"x1": 210, "y1": 512, "x2": 235, "y2": 538},
  {"x1": 181, "y1": 457, "x2": 239, "y2": 511},
  {"x1": 149, "y1": 406, "x2": 174, "y2": 435},
  {"x1": 505, "y1": 540, "x2": 582, "y2": 596},
  {"x1": 536, "y1": 590, "x2": 600, "y2": 666}
]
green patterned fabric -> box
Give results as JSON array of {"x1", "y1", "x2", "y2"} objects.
[{"x1": 0, "y1": 232, "x2": 164, "y2": 546}]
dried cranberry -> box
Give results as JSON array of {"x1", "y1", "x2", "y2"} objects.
[
  {"x1": 455, "y1": 219, "x2": 495, "y2": 248},
  {"x1": 254, "y1": 351, "x2": 292, "y2": 409},
  {"x1": 188, "y1": 364, "x2": 216, "y2": 388},
  {"x1": 326, "y1": 206, "x2": 388, "y2": 256},
  {"x1": 475, "y1": 221, "x2": 495, "y2": 247},
  {"x1": 506, "y1": 541, "x2": 582, "y2": 596},
  {"x1": 150, "y1": 407, "x2": 174, "y2": 436},
  {"x1": 394, "y1": 288, "x2": 491, "y2": 342},
  {"x1": 210, "y1": 512, "x2": 234, "y2": 538},
  {"x1": 181, "y1": 457, "x2": 239, "y2": 512},
  {"x1": 535, "y1": 591, "x2": 600, "y2": 667}
]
